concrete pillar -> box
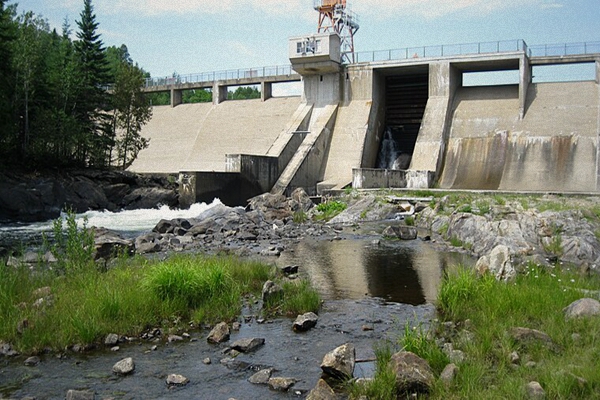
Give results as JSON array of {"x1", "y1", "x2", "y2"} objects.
[
  {"x1": 519, "y1": 55, "x2": 532, "y2": 119},
  {"x1": 212, "y1": 82, "x2": 228, "y2": 104},
  {"x1": 596, "y1": 59, "x2": 600, "y2": 190},
  {"x1": 171, "y1": 88, "x2": 182, "y2": 107},
  {"x1": 261, "y1": 81, "x2": 273, "y2": 101},
  {"x1": 596, "y1": 59, "x2": 600, "y2": 84}
]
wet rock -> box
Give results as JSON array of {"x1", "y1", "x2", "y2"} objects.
[
  {"x1": 306, "y1": 378, "x2": 338, "y2": 400},
  {"x1": 66, "y1": 389, "x2": 95, "y2": 400},
  {"x1": 293, "y1": 312, "x2": 319, "y2": 332},
  {"x1": 207, "y1": 322, "x2": 230, "y2": 344},
  {"x1": 112, "y1": 357, "x2": 135, "y2": 375},
  {"x1": 230, "y1": 337, "x2": 265, "y2": 353},
  {"x1": 268, "y1": 377, "x2": 296, "y2": 392},
  {"x1": 390, "y1": 351, "x2": 434, "y2": 395},
  {"x1": 526, "y1": 381, "x2": 546, "y2": 399},
  {"x1": 166, "y1": 374, "x2": 189, "y2": 386},
  {"x1": 382, "y1": 225, "x2": 418, "y2": 240},
  {"x1": 320, "y1": 343, "x2": 355, "y2": 380},
  {"x1": 262, "y1": 280, "x2": 284, "y2": 304},
  {"x1": 281, "y1": 265, "x2": 299, "y2": 275},
  {"x1": 248, "y1": 367, "x2": 274, "y2": 384},
  {"x1": 24, "y1": 356, "x2": 40, "y2": 366},
  {"x1": 105, "y1": 333, "x2": 119, "y2": 346},
  {"x1": 440, "y1": 363, "x2": 458, "y2": 386},
  {"x1": 563, "y1": 298, "x2": 600, "y2": 319}
]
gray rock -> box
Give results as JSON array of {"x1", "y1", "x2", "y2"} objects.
[
  {"x1": 509, "y1": 351, "x2": 520, "y2": 365},
  {"x1": 320, "y1": 343, "x2": 355, "y2": 380},
  {"x1": 306, "y1": 378, "x2": 338, "y2": 400},
  {"x1": 32, "y1": 286, "x2": 51, "y2": 298},
  {"x1": 281, "y1": 265, "x2": 299, "y2": 275},
  {"x1": 207, "y1": 322, "x2": 230, "y2": 344},
  {"x1": 262, "y1": 280, "x2": 284, "y2": 304},
  {"x1": 105, "y1": 333, "x2": 119, "y2": 346},
  {"x1": 166, "y1": 374, "x2": 189, "y2": 386},
  {"x1": 563, "y1": 298, "x2": 600, "y2": 319},
  {"x1": 476, "y1": 245, "x2": 515, "y2": 281},
  {"x1": 526, "y1": 381, "x2": 546, "y2": 399},
  {"x1": 168, "y1": 334, "x2": 184, "y2": 343},
  {"x1": 230, "y1": 337, "x2": 265, "y2": 353},
  {"x1": 112, "y1": 357, "x2": 135, "y2": 375},
  {"x1": 202, "y1": 357, "x2": 211, "y2": 365},
  {"x1": 0, "y1": 341, "x2": 19, "y2": 357},
  {"x1": 382, "y1": 225, "x2": 418, "y2": 240},
  {"x1": 293, "y1": 312, "x2": 319, "y2": 332},
  {"x1": 510, "y1": 327, "x2": 558, "y2": 352},
  {"x1": 248, "y1": 368, "x2": 274, "y2": 384},
  {"x1": 440, "y1": 363, "x2": 459, "y2": 386},
  {"x1": 268, "y1": 377, "x2": 296, "y2": 392},
  {"x1": 66, "y1": 389, "x2": 95, "y2": 400},
  {"x1": 24, "y1": 356, "x2": 40, "y2": 366},
  {"x1": 390, "y1": 351, "x2": 434, "y2": 394},
  {"x1": 93, "y1": 228, "x2": 133, "y2": 260}
]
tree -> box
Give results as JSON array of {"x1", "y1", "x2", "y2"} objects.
[
  {"x1": 12, "y1": 11, "x2": 50, "y2": 161},
  {"x1": 0, "y1": 0, "x2": 17, "y2": 164},
  {"x1": 228, "y1": 86, "x2": 261, "y2": 100},
  {"x1": 74, "y1": 0, "x2": 111, "y2": 167}
]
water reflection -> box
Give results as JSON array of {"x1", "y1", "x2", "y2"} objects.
[{"x1": 277, "y1": 237, "x2": 473, "y2": 305}]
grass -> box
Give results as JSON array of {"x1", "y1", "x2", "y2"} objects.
[
  {"x1": 314, "y1": 200, "x2": 347, "y2": 221},
  {"x1": 1, "y1": 254, "x2": 320, "y2": 353},
  {"x1": 351, "y1": 265, "x2": 600, "y2": 399}
]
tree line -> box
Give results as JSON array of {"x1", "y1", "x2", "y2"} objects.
[{"x1": 0, "y1": 0, "x2": 150, "y2": 170}]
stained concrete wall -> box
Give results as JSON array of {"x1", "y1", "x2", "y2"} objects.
[
  {"x1": 353, "y1": 169, "x2": 434, "y2": 189},
  {"x1": 439, "y1": 81, "x2": 599, "y2": 191}
]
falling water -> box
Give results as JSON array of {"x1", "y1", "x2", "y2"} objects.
[{"x1": 376, "y1": 127, "x2": 411, "y2": 170}]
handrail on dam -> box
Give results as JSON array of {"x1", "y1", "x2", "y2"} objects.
[
  {"x1": 348, "y1": 39, "x2": 528, "y2": 63},
  {"x1": 528, "y1": 41, "x2": 600, "y2": 57},
  {"x1": 144, "y1": 64, "x2": 296, "y2": 89}
]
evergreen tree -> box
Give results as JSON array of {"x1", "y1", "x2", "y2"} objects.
[
  {"x1": 0, "y1": 0, "x2": 17, "y2": 165},
  {"x1": 74, "y1": 0, "x2": 111, "y2": 167}
]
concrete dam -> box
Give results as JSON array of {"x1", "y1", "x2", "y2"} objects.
[{"x1": 129, "y1": 35, "x2": 600, "y2": 205}]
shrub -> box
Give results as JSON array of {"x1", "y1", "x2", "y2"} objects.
[{"x1": 314, "y1": 200, "x2": 347, "y2": 221}]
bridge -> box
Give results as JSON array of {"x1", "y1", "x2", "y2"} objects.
[{"x1": 128, "y1": 37, "x2": 600, "y2": 205}]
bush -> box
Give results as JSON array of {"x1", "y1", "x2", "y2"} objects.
[{"x1": 314, "y1": 200, "x2": 347, "y2": 221}]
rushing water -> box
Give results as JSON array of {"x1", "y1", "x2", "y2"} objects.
[{"x1": 0, "y1": 204, "x2": 473, "y2": 399}]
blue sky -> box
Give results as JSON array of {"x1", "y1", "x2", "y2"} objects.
[{"x1": 14, "y1": 0, "x2": 600, "y2": 79}]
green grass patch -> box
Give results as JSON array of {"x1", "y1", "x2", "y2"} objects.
[
  {"x1": 409, "y1": 266, "x2": 600, "y2": 399},
  {"x1": 314, "y1": 200, "x2": 347, "y2": 221}
]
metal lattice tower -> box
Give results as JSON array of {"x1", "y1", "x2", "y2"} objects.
[{"x1": 313, "y1": 0, "x2": 359, "y2": 63}]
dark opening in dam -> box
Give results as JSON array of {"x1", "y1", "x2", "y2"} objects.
[{"x1": 377, "y1": 71, "x2": 429, "y2": 169}]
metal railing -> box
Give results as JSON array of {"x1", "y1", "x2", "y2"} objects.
[
  {"x1": 348, "y1": 39, "x2": 528, "y2": 64},
  {"x1": 144, "y1": 64, "x2": 297, "y2": 89},
  {"x1": 528, "y1": 41, "x2": 600, "y2": 57}
]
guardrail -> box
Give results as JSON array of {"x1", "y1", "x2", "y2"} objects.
[
  {"x1": 144, "y1": 64, "x2": 296, "y2": 89},
  {"x1": 348, "y1": 39, "x2": 528, "y2": 64},
  {"x1": 528, "y1": 41, "x2": 600, "y2": 57}
]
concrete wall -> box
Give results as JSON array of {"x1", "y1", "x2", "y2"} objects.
[
  {"x1": 439, "y1": 81, "x2": 599, "y2": 191},
  {"x1": 410, "y1": 62, "x2": 461, "y2": 176},
  {"x1": 179, "y1": 171, "x2": 262, "y2": 207},
  {"x1": 353, "y1": 169, "x2": 434, "y2": 189}
]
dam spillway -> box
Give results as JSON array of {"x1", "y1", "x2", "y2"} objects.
[{"x1": 128, "y1": 37, "x2": 600, "y2": 205}]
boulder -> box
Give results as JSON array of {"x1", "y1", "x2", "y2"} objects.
[
  {"x1": 525, "y1": 381, "x2": 546, "y2": 399},
  {"x1": 262, "y1": 280, "x2": 284, "y2": 305},
  {"x1": 93, "y1": 228, "x2": 134, "y2": 260},
  {"x1": 563, "y1": 298, "x2": 600, "y2": 319},
  {"x1": 0, "y1": 341, "x2": 19, "y2": 357},
  {"x1": 306, "y1": 379, "x2": 338, "y2": 400},
  {"x1": 320, "y1": 343, "x2": 355, "y2": 380},
  {"x1": 166, "y1": 374, "x2": 189, "y2": 386},
  {"x1": 230, "y1": 337, "x2": 265, "y2": 353},
  {"x1": 104, "y1": 333, "x2": 120, "y2": 346},
  {"x1": 440, "y1": 363, "x2": 459, "y2": 386},
  {"x1": 207, "y1": 322, "x2": 230, "y2": 344},
  {"x1": 389, "y1": 351, "x2": 434, "y2": 395},
  {"x1": 382, "y1": 225, "x2": 418, "y2": 240},
  {"x1": 24, "y1": 356, "x2": 40, "y2": 366},
  {"x1": 123, "y1": 187, "x2": 178, "y2": 210},
  {"x1": 476, "y1": 245, "x2": 516, "y2": 281},
  {"x1": 248, "y1": 368, "x2": 274, "y2": 384},
  {"x1": 268, "y1": 377, "x2": 296, "y2": 392},
  {"x1": 112, "y1": 357, "x2": 135, "y2": 375},
  {"x1": 510, "y1": 327, "x2": 558, "y2": 352},
  {"x1": 293, "y1": 312, "x2": 319, "y2": 332},
  {"x1": 289, "y1": 187, "x2": 314, "y2": 213}
]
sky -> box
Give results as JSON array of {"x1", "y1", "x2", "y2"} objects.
[{"x1": 13, "y1": 0, "x2": 600, "y2": 80}]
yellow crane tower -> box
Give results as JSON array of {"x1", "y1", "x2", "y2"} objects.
[{"x1": 313, "y1": 0, "x2": 359, "y2": 63}]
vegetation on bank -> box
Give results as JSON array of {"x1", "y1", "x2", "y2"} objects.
[
  {"x1": 0, "y1": 215, "x2": 320, "y2": 354},
  {"x1": 351, "y1": 265, "x2": 600, "y2": 399}
]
